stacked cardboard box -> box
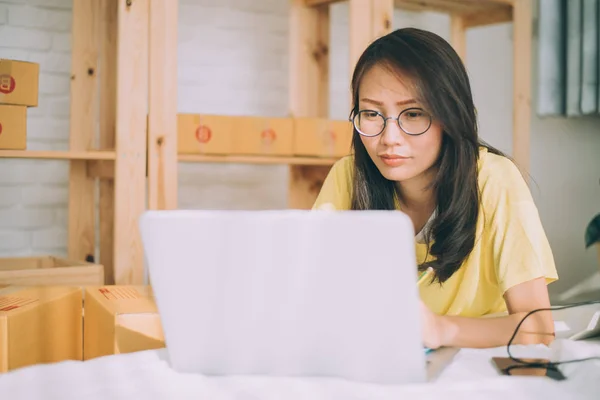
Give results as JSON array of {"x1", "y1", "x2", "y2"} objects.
[
  {"x1": 0, "y1": 284, "x2": 165, "y2": 373},
  {"x1": 0, "y1": 59, "x2": 39, "y2": 150},
  {"x1": 83, "y1": 285, "x2": 165, "y2": 360},
  {"x1": 0, "y1": 285, "x2": 82, "y2": 372},
  {"x1": 177, "y1": 113, "x2": 353, "y2": 158}
]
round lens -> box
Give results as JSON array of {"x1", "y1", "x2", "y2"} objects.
[
  {"x1": 399, "y1": 108, "x2": 431, "y2": 135},
  {"x1": 353, "y1": 110, "x2": 385, "y2": 137}
]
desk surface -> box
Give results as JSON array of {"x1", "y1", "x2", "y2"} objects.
[{"x1": 0, "y1": 339, "x2": 598, "y2": 400}]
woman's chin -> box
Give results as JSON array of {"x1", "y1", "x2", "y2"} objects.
[{"x1": 375, "y1": 164, "x2": 416, "y2": 182}]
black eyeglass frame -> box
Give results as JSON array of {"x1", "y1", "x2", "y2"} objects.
[{"x1": 348, "y1": 107, "x2": 433, "y2": 137}]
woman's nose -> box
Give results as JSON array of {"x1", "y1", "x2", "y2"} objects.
[{"x1": 380, "y1": 118, "x2": 405, "y2": 146}]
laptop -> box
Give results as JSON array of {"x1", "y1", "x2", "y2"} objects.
[{"x1": 139, "y1": 209, "x2": 430, "y2": 385}]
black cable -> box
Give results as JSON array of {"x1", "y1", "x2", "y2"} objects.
[{"x1": 504, "y1": 299, "x2": 600, "y2": 374}]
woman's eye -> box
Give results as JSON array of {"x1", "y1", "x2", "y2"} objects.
[{"x1": 406, "y1": 111, "x2": 423, "y2": 119}]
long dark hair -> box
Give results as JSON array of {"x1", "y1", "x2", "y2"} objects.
[{"x1": 350, "y1": 28, "x2": 505, "y2": 284}]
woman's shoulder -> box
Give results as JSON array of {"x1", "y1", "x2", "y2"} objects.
[
  {"x1": 477, "y1": 146, "x2": 534, "y2": 206},
  {"x1": 331, "y1": 154, "x2": 354, "y2": 172},
  {"x1": 311, "y1": 155, "x2": 354, "y2": 210},
  {"x1": 327, "y1": 154, "x2": 355, "y2": 187}
]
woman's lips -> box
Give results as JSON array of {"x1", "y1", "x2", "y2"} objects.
[{"x1": 379, "y1": 154, "x2": 409, "y2": 167}]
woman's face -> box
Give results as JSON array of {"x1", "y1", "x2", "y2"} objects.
[{"x1": 356, "y1": 64, "x2": 444, "y2": 185}]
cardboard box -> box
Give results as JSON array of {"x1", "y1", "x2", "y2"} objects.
[
  {"x1": 293, "y1": 118, "x2": 353, "y2": 158},
  {"x1": 0, "y1": 256, "x2": 104, "y2": 287},
  {"x1": 0, "y1": 285, "x2": 83, "y2": 373},
  {"x1": 177, "y1": 113, "x2": 233, "y2": 155},
  {"x1": 0, "y1": 59, "x2": 39, "y2": 107},
  {"x1": 83, "y1": 285, "x2": 165, "y2": 360},
  {"x1": 0, "y1": 104, "x2": 26, "y2": 150},
  {"x1": 231, "y1": 116, "x2": 294, "y2": 156}
]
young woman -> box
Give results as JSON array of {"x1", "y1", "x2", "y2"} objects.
[{"x1": 312, "y1": 28, "x2": 558, "y2": 349}]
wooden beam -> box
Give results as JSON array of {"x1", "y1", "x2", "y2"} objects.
[
  {"x1": 114, "y1": 0, "x2": 149, "y2": 284},
  {"x1": 0, "y1": 150, "x2": 115, "y2": 160},
  {"x1": 395, "y1": 0, "x2": 487, "y2": 13},
  {"x1": 485, "y1": 0, "x2": 515, "y2": 4},
  {"x1": 178, "y1": 154, "x2": 340, "y2": 166},
  {"x1": 98, "y1": 0, "x2": 117, "y2": 284},
  {"x1": 304, "y1": 0, "x2": 342, "y2": 6},
  {"x1": 87, "y1": 160, "x2": 115, "y2": 179},
  {"x1": 306, "y1": 0, "x2": 513, "y2": 7},
  {"x1": 68, "y1": 0, "x2": 100, "y2": 264},
  {"x1": 288, "y1": 0, "x2": 332, "y2": 209},
  {"x1": 289, "y1": 0, "x2": 329, "y2": 118},
  {"x1": 394, "y1": 0, "x2": 512, "y2": 17},
  {"x1": 450, "y1": 14, "x2": 467, "y2": 61},
  {"x1": 463, "y1": 7, "x2": 512, "y2": 28},
  {"x1": 289, "y1": 166, "x2": 331, "y2": 209},
  {"x1": 350, "y1": 0, "x2": 394, "y2": 74},
  {"x1": 148, "y1": 0, "x2": 178, "y2": 211},
  {"x1": 512, "y1": 0, "x2": 532, "y2": 178}
]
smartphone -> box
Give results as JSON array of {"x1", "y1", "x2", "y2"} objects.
[{"x1": 491, "y1": 357, "x2": 566, "y2": 381}]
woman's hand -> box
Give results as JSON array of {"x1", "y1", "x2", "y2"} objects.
[{"x1": 420, "y1": 300, "x2": 448, "y2": 349}]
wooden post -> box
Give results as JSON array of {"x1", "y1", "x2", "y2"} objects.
[
  {"x1": 450, "y1": 15, "x2": 467, "y2": 61},
  {"x1": 68, "y1": 0, "x2": 100, "y2": 264},
  {"x1": 289, "y1": 0, "x2": 329, "y2": 118},
  {"x1": 114, "y1": 0, "x2": 149, "y2": 284},
  {"x1": 98, "y1": 0, "x2": 118, "y2": 284},
  {"x1": 148, "y1": 0, "x2": 178, "y2": 211},
  {"x1": 349, "y1": 0, "x2": 394, "y2": 74},
  {"x1": 288, "y1": 0, "x2": 331, "y2": 209},
  {"x1": 512, "y1": 0, "x2": 532, "y2": 178}
]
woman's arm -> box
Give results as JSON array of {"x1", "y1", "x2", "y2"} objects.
[{"x1": 422, "y1": 277, "x2": 555, "y2": 349}]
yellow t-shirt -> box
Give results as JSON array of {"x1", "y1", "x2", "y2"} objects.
[{"x1": 311, "y1": 147, "x2": 558, "y2": 317}]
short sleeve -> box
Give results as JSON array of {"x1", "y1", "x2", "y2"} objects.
[
  {"x1": 482, "y1": 157, "x2": 559, "y2": 293},
  {"x1": 311, "y1": 156, "x2": 353, "y2": 211}
]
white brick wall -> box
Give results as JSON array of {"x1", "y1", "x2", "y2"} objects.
[
  {"x1": 0, "y1": 0, "x2": 72, "y2": 256},
  {"x1": 1, "y1": 0, "x2": 599, "y2": 298},
  {"x1": 176, "y1": 0, "x2": 291, "y2": 211}
]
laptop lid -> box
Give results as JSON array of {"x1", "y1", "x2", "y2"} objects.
[{"x1": 140, "y1": 209, "x2": 426, "y2": 384}]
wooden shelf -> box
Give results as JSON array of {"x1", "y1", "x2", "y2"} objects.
[
  {"x1": 0, "y1": 150, "x2": 117, "y2": 160},
  {"x1": 178, "y1": 154, "x2": 340, "y2": 166},
  {"x1": 306, "y1": 0, "x2": 512, "y2": 28},
  {"x1": 307, "y1": 0, "x2": 511, "y2": 13},
  {"x1": 394, "y1": 0, "x2": 511, "y2": 14}
]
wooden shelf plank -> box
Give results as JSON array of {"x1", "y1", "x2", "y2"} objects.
[
  {"x1": 178, "y1": 154, "x2": 340, "y2": 166},
  {"x1": 0, "y1": 150, "x2": 117, "y2": 160},
  {"x1": 395, "y1": 0, "x2": 512, "y2": 12},
  {"x1": 304, "y1": 0, "x2": 339, "y2": 6},
  {"x1": 306, "y1": 0, "x2": 513, "y2": 16}
]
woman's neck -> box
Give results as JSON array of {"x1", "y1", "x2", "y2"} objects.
[{"x1": 396, "y1": 171, "x2": 437, "y2": 213}]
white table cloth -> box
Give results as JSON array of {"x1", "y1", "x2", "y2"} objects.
[{"x1": 1, "y1": 339, "x2": 599, "y2": 400}]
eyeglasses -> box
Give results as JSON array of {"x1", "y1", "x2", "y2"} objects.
[{"x1": 349, "y1": 108, "x2": 433, "y2": 137}]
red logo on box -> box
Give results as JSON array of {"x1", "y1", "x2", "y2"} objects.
[
  {"x1": 261, "y1": 128, "x2": 276, "y2": 143},
  {"x1": 195, "y1": 125, "x2": 212, "y2": 143},
  {"x1": 322, "y1": 129, "x2": 336, "y2": 144},
  {"x1": 0, "y1": 75, "x2": 16, "y2": 94},
  {"x1": 0, "y1": 122, "x2": 3, "y2": 136}
]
